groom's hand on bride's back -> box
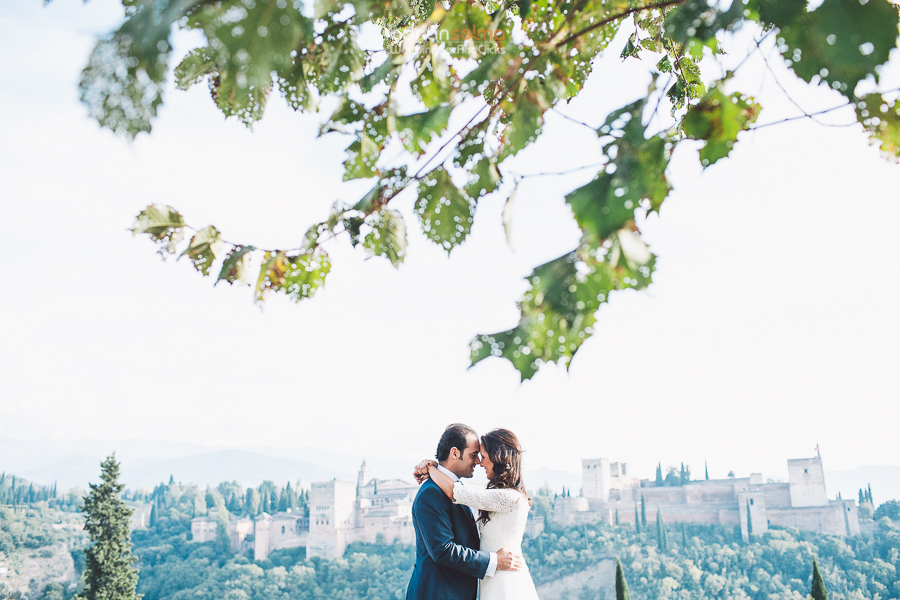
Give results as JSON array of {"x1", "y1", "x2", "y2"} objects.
[{"x1": 495, "y1": 548, "x2": 524, "y2": 571}]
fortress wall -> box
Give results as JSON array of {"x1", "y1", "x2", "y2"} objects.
[
  {"x1": 638, "y1": 487, "x2": 687, "y2": 504},
  {"x1": 760, "y1": 483, "x2": 792, "y2": 508},
  {"x1": 768, "y1": 505, "x2": 848, "y2": 535},
  {"x1": 267, "y1": 517, "x2": 307, "y2": 552},
  {"x1": 358, "y1": 516, "x2": 414, "y2": 545}
]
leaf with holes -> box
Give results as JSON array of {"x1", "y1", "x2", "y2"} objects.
[
  {"x1": 415, "y1": 167, "x2": 476, "y2": 253},
  {"x1": 364, "y1": 208, "x2": 407, "y2": 267},
  {"x1": 776, "y1": 0, "x2": 900, "y2": 98},
  {"x1": 343, "y1": 134, "x2": 382, "y2": 180},
  {"x1": 216, "y1": 245, "x2": 256, "y2": 286},
  {"x1": 465, "y1": 156, "x2": 501, "y2": 199},
  {"x1": 132, "y1": 205, "x2": 185, "y2": 256},
  {"x1": 411, "y1": 44, "x2": 455, "y2": 109},
  {"x1": 182, "y1": 0, "x2": 314, "y2": 125},
  {"x1": 180, "y1": 225, "x2": 224, "y2": 276},
  {"x1": 856, "y1": 93, "x2": 900, "y2": 161},
  {"x1": 396, "y1": 105, "x2": 452, "y2": 155},
  {"x1": 254, "y1": 249, "x2": 331, "y2": 304},
  {"x1": 567, "y1": 101, "x2": 671, "y2": 243},
  {"x1": 470, "y1": 232, "x2": 656, "y2": 380},
  {"x1": 682, "y1": 88, "x2": 760, "y2": 167}
]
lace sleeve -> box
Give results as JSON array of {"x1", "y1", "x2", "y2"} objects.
[{"x1": 452, "y1": 482, "x2": 522, "y2": 513}]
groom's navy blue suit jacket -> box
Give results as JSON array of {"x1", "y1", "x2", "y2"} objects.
[{"x1": 406, "y1": 478, "x2": 491, "y2": 600}]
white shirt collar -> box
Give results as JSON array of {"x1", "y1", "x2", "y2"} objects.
[{"x1": 437, "y1": 464, "x2": 460, "y2": 482}]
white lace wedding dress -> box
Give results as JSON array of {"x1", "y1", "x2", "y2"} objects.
[{"x1": 453, "y1": 482, "x2": 541, "y2": 600}]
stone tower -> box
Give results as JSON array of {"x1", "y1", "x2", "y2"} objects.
[
  {"x1": 254, "y1": 514, "x2": 271, "y2": 561},
  {"x1": 307, "y1": 480, "x2": 356, "y2": 559},
  {"x1": 358, "y1": 460, "x2": 372, "y2": 497},
  {"x1": 582, "y1": 458, "x2": 611, "y2": 501},
  {"x1": 787, "y1": 457, "x2": 828, "y2": 507}
]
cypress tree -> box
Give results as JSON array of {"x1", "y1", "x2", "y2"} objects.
[
  {"x1": 810, "y1": 558, "x2": 828, "y2": 600},
  {"x1": 868, "y1": 484, "x2": 874, "y2": 505},
  {"x1": 656, "y1": 510, "x2": 668, "y2": 552},
  {"x1": 681, "y1": 524, "x2": 687, "y2": 547},
  {"x1": 641, "y1": 495, "x2": 647, "y2": 527},
  {"x1": 615, "y1": 558, "x2": 631, "y2": 600},
  {"x1": 634, "y1": 502, "x2": 641, "y2": 533},
  {"x1": 680, "y1": 463, "x2": 686, "y2": 486},
  {"x1": 655, "y1": 464, "x2": 663, "y2": 487},
  {"x1": 149, "y1": 502, "x2": 158, "y2": 528},
  {"x1": 705, "y1": 461, "x2": 709, "y2": 480},
  {"x1": 75, "y1": 454, "x2": 140, "y2": 600},
  {"x1": 615, "y1": 510, "x2": 619, "y2": 525},
  {"x1": 227, "y1": 493, "x2": 241, "y2": 514},
  {"x1": 859, "y1": 489, "x2": 865, "y2": 504}
]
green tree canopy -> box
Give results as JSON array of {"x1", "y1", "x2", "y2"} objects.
[{"x1": 76, "y1": 0, "x2": 900, "y2": 380}]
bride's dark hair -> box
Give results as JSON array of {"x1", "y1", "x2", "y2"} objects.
[{"x1": 478, "y1": 428, "x2": 530, "y2": 525}]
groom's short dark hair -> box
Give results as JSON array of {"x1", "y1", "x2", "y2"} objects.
[{"x1": 436, "y1": 423, "x2": 477, "y2": 463}]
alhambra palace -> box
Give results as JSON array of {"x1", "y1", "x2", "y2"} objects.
[{"x1": 190, "y1": 455, "x2": 860, "y2": 560}]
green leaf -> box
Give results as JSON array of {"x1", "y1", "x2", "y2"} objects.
[
  {"x1": 470, "y1": 231, "x2": 656, "y2": 380},
  {"x1": 465, "y1": 156, "x2": 501, "y2": 199},
  {"x1": 498, "y1": 78, "x2": 563, "y2": 160},
  {"x1": 361, "y1": 57, "x2": 400, "y2": 94},
  {"x1": 411, "y1": 43, "x2": 455, "y2": 109},
  {"x1": 749, "y1": 0, "x2": 807, "y2": 29},
  {"x1": 216, "y1": 245, "x2": 256, "y2": 286},
  {"x1": 395, "y1": 105, "x2": 452, "y2": 154},
  {"x1": 183, "y1": 0, "x2": 314, "y2": 125},
  {"x1": 254, "y1": 249, "x2": 331, "y2": 304},
  {"x1": 307, "y1": 20, "x2": 366, "y2": 94},
  {"x1": 363, "y1": 209, "x2": 408, "y2": 267},
  {"x1": 682, "y1": 87, "x2": 760, "y2": 167},
  {"x1": 437, "y1": 1, "x2": 499, "y2": 59},
  {"x1": 77, "y1": 0, "x2": 198, "y2": 137},
  {"x1": 665, "y1": 54, "x2": 705, "y2": 110},
  {"x1": 567, "y1": 101, "x2": 671, "y2": 243},
  {"x1": 132, "y1": 205, "x2": 186, "y2": 256},
  {"x1": 664, "y1": 0, "x2": 746, "y2": 46},
  {"x1": 174, "y1": 47, "x2": 216, "y2": 91},
  {"x1": 856, "y1": 93, "x2": 900, "y2": 161},
  {"x1": 415, "y1": 167, "x2": 476, "y2": 253},
  {"x1": 180, "y1": 225, "x2": 224, "y2": 276},
  {"x1": 621, "y1": 33, "x2": 640, "y2": 60},
  {"x1": 343, "y1": 134, "x2": 381, "y2": 180},
  {"x1": 777, "y1": 0, "x2": 900, "y2": 98}
]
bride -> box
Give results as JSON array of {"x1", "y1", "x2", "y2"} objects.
[{"x1": 415, "y1": 428, "x2": 541, "y2": 600}]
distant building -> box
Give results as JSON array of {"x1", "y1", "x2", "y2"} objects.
[
  {"x1": 553, "y1": 455, "x2": 859, "y2": 542},
  {"x1": 191, "y1": 461, "x2": 418, "y2": 559},
  {"x1": 192, "y1": 454, "x2": 861, "y2": 560}
]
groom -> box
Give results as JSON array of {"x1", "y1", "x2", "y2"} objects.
[{"x1": 406, "y1": 423, "x2": 522, "y2": 600}]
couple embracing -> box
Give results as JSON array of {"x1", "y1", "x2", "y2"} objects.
[{"x1": 406, "y1": 423, "x2": 540, "y2": 600}]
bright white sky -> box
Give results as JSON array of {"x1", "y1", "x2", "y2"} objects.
[{"x1": 1, "y1": 0, "x2": 898, "y2": 484}]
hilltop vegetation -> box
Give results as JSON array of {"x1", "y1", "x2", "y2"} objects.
[{"x1": 4, "y1": 472, "x2": 900, "y2": 599}]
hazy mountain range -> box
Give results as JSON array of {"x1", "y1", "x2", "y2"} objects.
[{"x1": 2, "y1": 437, "x2": 896, "y2": 502}]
